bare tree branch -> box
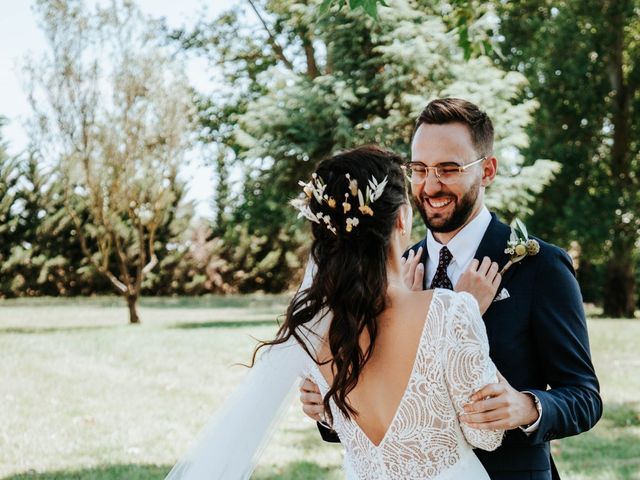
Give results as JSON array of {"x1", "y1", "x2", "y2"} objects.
[
  {"x1": 300, "y1": 28, "x2": 319, "y2": 79},
  {"x1": 246, "y1": 0, "x2": 294, "y2": 70}
]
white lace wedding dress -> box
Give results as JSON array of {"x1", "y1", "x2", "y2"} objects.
[
  {"x1": 304, "y1": 289, "x2": 503, "y2": 480},
  {"x1": 165, "y1": 288, "x2": 502, "y2": 480}
]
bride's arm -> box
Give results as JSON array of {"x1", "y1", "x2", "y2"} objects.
[{"x1": 443, "y1": 292, "x2": 504, "y2": 451}]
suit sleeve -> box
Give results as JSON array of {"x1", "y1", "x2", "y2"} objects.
[
  {"x1": 317, "y1": 422, "x2": 341, "y2": 443},
  {"x1": 525, "y1": 247, "x2": 603, "y2": 444}
]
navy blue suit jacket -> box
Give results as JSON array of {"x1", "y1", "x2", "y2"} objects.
[{"x1": 317, "y1": 213, "x2": 602, "y2": 479}]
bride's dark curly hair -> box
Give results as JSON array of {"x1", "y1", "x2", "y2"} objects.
[{"x1": 251, "y1": 145, "x2": 408, "y2": 423}]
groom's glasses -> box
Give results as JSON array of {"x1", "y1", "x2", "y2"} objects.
[{"x1": 405, "y1": 157, "x2": 486, "y2": 185}]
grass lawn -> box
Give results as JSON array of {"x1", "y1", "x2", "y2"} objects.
[{"x1": 0, "y1": 296, "x2": 638, "y2": 480}]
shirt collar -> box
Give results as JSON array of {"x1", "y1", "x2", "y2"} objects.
[{"x1": 426, "y1": 206, "x2": 492, "y2": 266}]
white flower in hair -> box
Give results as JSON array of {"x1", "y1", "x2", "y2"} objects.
[
  {"x1": 292, "y1": 171, "x2": 388, "y2": 234},
  {"x1": 298, "y1": 180, "x2": 313, "y2": 198},
  {"x1": 290, "y1": 197, "x2": 320, "y2": 223},
  {"x1": 345, "y1": 217, "x2": 359, "y2": 232},
  {"x1": 358, "y1": 189, "x2": 374, "y2": 216},
  {"x1": 346, "y1": 173, "x2": 358, "y2": 197},
  {"x1": 367, "y1": 175, "x2": 388, "y2": 203},
  {"x1": 342, "y1": 193, "x2": 352, "y2": 213}
]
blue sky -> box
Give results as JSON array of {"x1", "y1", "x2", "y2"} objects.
[{"x1": 1, "y1": 0, "x2": 235, "y2": 218}]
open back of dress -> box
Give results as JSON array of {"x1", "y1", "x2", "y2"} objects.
[{"x1": 305, "y1": 289, "x2": 503, "y2": 480}]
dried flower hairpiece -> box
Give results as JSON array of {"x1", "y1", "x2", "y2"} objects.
[{"x1": 290, "y1": 171, "x2": 388, "y2": 235}]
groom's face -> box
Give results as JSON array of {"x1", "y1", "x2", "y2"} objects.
[{"x1": 410, "y1": 123, "x2": 484, "y2": 233}]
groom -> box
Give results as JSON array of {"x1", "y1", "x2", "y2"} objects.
[{"x1": 300, "y1": 98, "x2": 602, "y2": 479}]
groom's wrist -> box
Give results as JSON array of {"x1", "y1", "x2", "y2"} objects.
[{"x1": 519, "y1": 391, "x2": 542, "y2": 433}]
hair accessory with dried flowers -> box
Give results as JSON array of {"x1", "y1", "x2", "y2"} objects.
[{"x1": 290, "y1": 171, "x2": 388, "y2": 235}]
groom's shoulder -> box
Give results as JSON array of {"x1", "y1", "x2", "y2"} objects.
[
  {"x1": 491, "y1": 214, "x2": 572, "y2": 268},
  {"x1": 528, "y1": 235, "x2": 574, "y2": 273}
]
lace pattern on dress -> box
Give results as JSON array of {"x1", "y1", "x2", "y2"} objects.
[{"x1": 305, "y1": 289, "x2": 503, "y2": 480}]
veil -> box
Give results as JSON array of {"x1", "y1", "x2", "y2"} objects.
[{"x1": 165, "y1": 260, "x2": 329, "y2": 480}]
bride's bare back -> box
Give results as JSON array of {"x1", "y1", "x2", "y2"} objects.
[
  {"x1": 317, "y1": 287, "x2": 434, "y2": 445},
  {"x1": 307, "y1": 289, "x2": 503, "y2": 479}
]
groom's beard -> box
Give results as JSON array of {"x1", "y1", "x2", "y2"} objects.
[{"x1": 415, "y1": 182, "x2": 480, "y2": 233}]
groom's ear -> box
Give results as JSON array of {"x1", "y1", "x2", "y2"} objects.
[{"x1": 481, "y1": 156, "x2": 497, "y2": 187}]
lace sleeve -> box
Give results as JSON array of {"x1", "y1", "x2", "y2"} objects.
[{"x1": 443, "y1": 292, "x2": 504, "y2": 451}]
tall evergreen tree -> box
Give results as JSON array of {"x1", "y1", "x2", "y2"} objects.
[{"x1": 0, "y1": 119, "x2": 22, "y2": 297}]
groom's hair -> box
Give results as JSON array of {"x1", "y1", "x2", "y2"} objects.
[{"x1": 414, "y1": 98, "x2": 494, "y2": 157}]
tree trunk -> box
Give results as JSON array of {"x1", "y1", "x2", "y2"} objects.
[
  {"x1": 126, "y1": 294, "x2": 141, "y2": 324},
  {"x1": 602, "y1": 2, "x2": 636, "y2": 318},
  {"x1": 301, "y1": 30, "x2": 319, "y2": 79},
  {"x1": 604, "y1": 234, "x2": 636, "y2": 318}
]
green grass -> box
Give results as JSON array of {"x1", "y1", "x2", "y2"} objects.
[{"x1": 0, "y1": 297, "x2": 638, "y2": 480}]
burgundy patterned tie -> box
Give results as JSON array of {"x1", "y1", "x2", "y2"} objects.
[{"x1": 430, "y1": 246, "x2": 454, "y2": 290}]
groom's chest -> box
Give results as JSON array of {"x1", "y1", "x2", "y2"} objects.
[{"x1": 482, "y1": 264, "x2": 539, "y2": 384}]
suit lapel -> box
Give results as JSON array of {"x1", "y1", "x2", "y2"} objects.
[{"x1": 475, "y1": 213, "x2": 519, "y2": 285}]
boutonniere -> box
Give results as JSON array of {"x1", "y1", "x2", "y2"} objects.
[{"x1": 500, "y1": 218, "x2": 540, "y2": 275}]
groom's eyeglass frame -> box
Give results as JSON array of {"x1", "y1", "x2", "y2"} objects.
[{"x1": 404, "y1": 156, "x2": 487, "y2": 185}]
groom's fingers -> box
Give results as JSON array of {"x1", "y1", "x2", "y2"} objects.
[
  {"x1": 463, "y1": 396, "x2": 506, "y2": 415},
  {"x1": 300, "y1": 380, "x2": 326, "y2": 422},
  {"x1": 301, "y1": 391, "x2": 323, "y2": 404},
  {"x1": 300, "y1": 378, "x2": 321, "y2": 394},
  {"x1": 302, "y1": 403, "x2": 325, "y2": 421},
  {"x1": 460, "y1": 408, "x2": 505, "y2": 424},
  {"x1": 470, "y1": 382, "x2": 505, "y2": 402}
]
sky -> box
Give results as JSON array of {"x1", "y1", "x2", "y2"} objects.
[{"x1": 0, "y1": 0, "x2": 235, "y2": 218}]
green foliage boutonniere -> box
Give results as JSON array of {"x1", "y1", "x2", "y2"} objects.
[{"x1": 500, "y1": 219, "x2": 540, "y2": 275}]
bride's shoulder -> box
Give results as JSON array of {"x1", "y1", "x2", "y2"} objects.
[
  {"x1": 430, "y1": 288, "x2": 477, "y2": 308},
  {"x1": 430, "y1": 289, "x2": 481, "y2": 324}
]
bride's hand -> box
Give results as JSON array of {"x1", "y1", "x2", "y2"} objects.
[
  {"x1": 455, "y1": 257, "x2": 501, "y2": 314},
  {"x1": 400, "y1": 246, "x2": 424, "y2": 291}
]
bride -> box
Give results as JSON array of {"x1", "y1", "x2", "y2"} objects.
[{"x1": 166, "y1": 145, "x2": 504, "y2": 479}]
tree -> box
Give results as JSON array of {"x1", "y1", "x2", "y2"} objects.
[
  {"x1": 25, "y1": 0, "x2": 196, "y2": 323},
  {"x1": 496, "y1": 0, "x2": 640, "y2": 317},
  {"x1": 176, "y1": 0, "x2": 559, "y2": 291},
  {"x1": 7, "y1": 152, "x2": 108, "y2": 297},
  {"x1": 0, "y1": 119, "x2": 22, "y2": 296}
]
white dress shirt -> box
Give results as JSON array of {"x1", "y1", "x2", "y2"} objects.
[{"x1": 425, "y1": 207, "x2": 492, "y2": 288}]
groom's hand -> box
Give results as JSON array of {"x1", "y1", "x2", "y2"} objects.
[
  {"x1": 300, "y1": 378, "x2": 325, "y2": 422},
  {"x1": 401, "y1": 246, "x2": 424, "y2": 291},
  {"x1": 460, "y1": 372, "x2": 539, "y2": 430}
]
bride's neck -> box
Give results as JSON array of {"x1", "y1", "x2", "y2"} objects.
[{"x1": 386, "y1": 232, "x2": 410, "y2": 293}]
